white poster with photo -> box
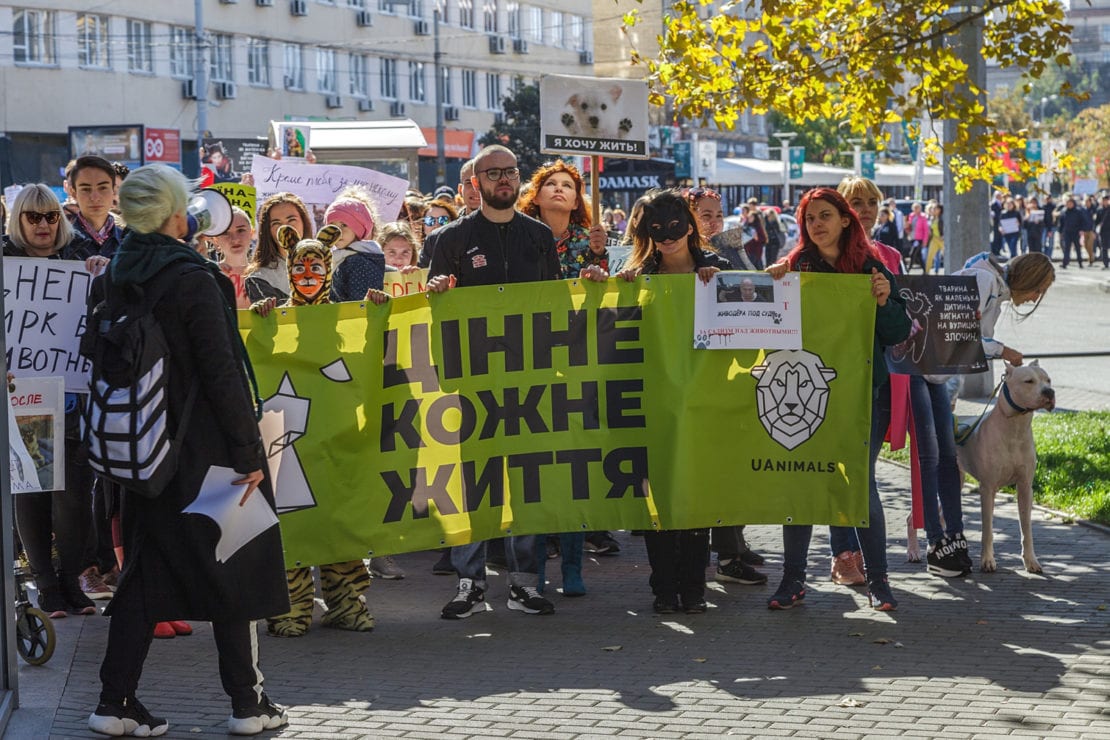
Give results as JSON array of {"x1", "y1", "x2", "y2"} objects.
[
  {"x1": 3, "y1": 258, "x2": 94, "y2": 393},
  {"x1": 539, "y1": 75, "x2": 650, "y2": 159},
  {"x1": 693, "y1": 272, "x2": 802, "y2": 350},
  {"x1": 250, "y1": 155, "x2": 409, "y2": 233},
  {"x1": 9, "y1": 376, "x2": 66, "y2": 493}
]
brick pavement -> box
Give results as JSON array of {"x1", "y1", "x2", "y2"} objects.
[{"x1": 10, "y1": 459, "x2": 1110, "y2": 739}]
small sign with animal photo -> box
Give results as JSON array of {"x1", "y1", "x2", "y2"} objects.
[
  {"x1": 8, "y1": 376, "x2": 66, "y2": 493},
  {"x1": 539, "y1": 75, "x2": 650, "y2": 159},
  {"x1": 692, "y1": 273, "x2": 802, "y2": 350}
]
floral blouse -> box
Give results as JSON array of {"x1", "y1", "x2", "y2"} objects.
[{"x1": 555, "y1": 223, "x2": 608, "y2": 278}]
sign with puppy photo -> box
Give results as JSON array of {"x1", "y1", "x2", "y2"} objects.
[{"x1": 540, "y1": 75, "x2": 650, "y2": 158}]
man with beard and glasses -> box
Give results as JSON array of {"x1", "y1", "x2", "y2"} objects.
[{"x1": 426, "y1": 144, "x2": 561, "y2": 620}]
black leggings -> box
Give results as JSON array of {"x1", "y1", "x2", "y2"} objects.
[
  {"x1": 99, "y1": 560, "x2": 266, "y2": 709},
  {"x1": 644, "y1": 529, "x2": 709, "y2": 602},
  {"x1": 14, "y1": 440, "x2": 93, "y2": 591}
]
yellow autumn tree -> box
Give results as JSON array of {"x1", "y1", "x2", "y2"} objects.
[{"x1": 623, "y1": 0, "x2": 1074, "y2": 191}]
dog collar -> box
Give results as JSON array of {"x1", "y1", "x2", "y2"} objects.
[{"x1": 1001, "y1": 381, "x2": 1034, "y2": 415}]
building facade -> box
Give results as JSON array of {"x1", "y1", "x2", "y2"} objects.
[{"x1": 0, "y1": 0, "x2": 595, "y2": 188}]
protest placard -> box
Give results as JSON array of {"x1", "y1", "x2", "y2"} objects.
[
  {"x1": 885, "y1": 275, "x2": 987, "y2": 375},
  {"x1": 383, "y1": 269, "x2": 428, "y2": 297},
  {"x1": 693, "y1": 272, "x2": 802, "y2": 350},
  {"x1": 3, "y1": 258, "x2": 92, "y2": 393},
  {"x1": 539, "y1": 75, "x2": 650, "y2": 159},
  {"x1": 250, "y1": 155, "x2": 408, "y2": 233},
  {"x1": 9, "y1": 376, "x2": 66, "y2": 492},
  {"x1": 210, "y1": 182, "x2": 257, "y2": 225}
]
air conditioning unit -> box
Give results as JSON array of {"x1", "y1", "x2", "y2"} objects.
[
  {"x1": 579, "y1": 50, "x2": 593, "y2": 65},
  {"x1": 390, "y1": 101, "x2": 406, "y2": 117},
  {"x1": 256, "y1": 0, "x2": 273, "y2": 6},
  {"x1": 356, "y1": 9, "x2": 373, "y2": 26},
  {"x1": 216, "y1": 81, "x2": 237, "y2": 99},
  {"x1": 512, "y1": 38, "x2": 529, "y2": 54},
  {"x1": 488, "y1": 35, "x2": 507, "y2": 54},
  {"x1": 414, "y1": 20, "x2": 430, "y2": 35},
  {"x1": 493, "y1": 112, "x2": 505, "y2": 126},
  {"x1": 291, "y1": 0, "x2": 308, "y2": 16},
  {"x1": 283, "y1": 74, "x2": 297, "y2": 89},
  {"x1": 181, "y1": 80, "x2": 197, "y2": 99},
  {"x1": 325, "y1": 94, "x2": 343, "y2": 109},
  {"x1": 357, "y1": 99, "x2": 374, "y2": 112},
  {"x1": 444, "y1": 105, "x2": 460, "y2": 121},
  {"x1": 220, "y1": 0, "x2": 239, "y2": 4}
]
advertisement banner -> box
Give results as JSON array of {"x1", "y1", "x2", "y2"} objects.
[
  {"x1": 539, "y1": 75, "x2": 650, "y2": 159},
  {"x1": 69, "y1": 125, "x2": 143, "y2": 170},
  {"x1": 143, "y1": 128, "x2": 182, "y2": 168},
  {"x1": 240, "y1": 274, "x2": 875, "y2": 568},
  {"x1": 2, "y1": 259, "x2": 93, "y2": 393}
]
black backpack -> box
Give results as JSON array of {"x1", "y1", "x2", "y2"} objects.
[{"x1": 79, "y1": 266, "x2": 199, "y2": 499}]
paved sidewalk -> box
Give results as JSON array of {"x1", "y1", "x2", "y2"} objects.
[{"x1": 8, "y1": 460, "x2": 1110, "y2": 739}]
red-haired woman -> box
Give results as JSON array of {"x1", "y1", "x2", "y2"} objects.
[
  {"x1": 765, "y1": 188, "x2": 911, "y2": 611},
  {"x1": 519, "y1": 159, "x2": 608, "y2": 278}
]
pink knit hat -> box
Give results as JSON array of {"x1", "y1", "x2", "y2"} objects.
[{"x1": 324, "y1": 199, "x2": 375, "y2": 241}]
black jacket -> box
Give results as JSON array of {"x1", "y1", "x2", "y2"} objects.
[{"x1": 426, "y1": 209, "x2": 559, "y2": 286}]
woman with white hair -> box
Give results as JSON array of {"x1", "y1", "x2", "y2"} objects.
[
  {"x1": 3, "y1": 184, "x2": 100, "y2": 620},
  {"x1": 86, "y1": 165, "x2": 289, "y2": 737}
]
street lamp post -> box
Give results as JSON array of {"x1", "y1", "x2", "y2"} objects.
[
  {"x1": 433, "y1": 7, "x2": 446, "y2": 186},
  {"x1": 772, "y1": 132, "x2": 796, "y2": 206}
]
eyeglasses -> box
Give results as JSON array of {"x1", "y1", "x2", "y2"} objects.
[
  {"x1": 423, "y1": 215, "x2": 451, "y2": 226},
  {"x1": 22, "y1": 211, "x2": 62, "y2": 225},
  {"x1": 477, "y1": 167, "x2": 521, "y2": 182}
]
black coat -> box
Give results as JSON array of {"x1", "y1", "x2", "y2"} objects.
[
  {"x1": 426, "y1": 209, "x2": 559, "y2": 287},
  {"x1": 91, "y1": 240, "x2": 289, "y2": 622}
]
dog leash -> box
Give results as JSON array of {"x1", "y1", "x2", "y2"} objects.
[{"x1": 954, "y1": 378, "x2": 1003, "y2": 446}]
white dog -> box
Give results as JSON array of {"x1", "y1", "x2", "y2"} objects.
[
  {"x1": 956, "y1": 361, "x2": 1056, "y2": 573},
  {"x1": 560, "y1": 87, "x2": 633, "y2": 139}
]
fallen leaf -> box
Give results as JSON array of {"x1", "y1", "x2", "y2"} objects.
[
  {"x1": 872, "y1": 665, "x2": 883, "y2": 671},
  {"x1": 894, "y1": 642, "x2": 904, "y2": 648},
  {"x1": 873, "y1": 637, "x2": 894, "y2": 644},
  {"x1": 848, "y1": 632, "x2": 864, "y2": 637},
  {"x1": 693, "y1": 657, "x2": 707, "y2": 663},
  {"x1": 976, "y1": 619, "x2": 989, "y2": 624},
  {"x1": 1097, "y1": 605, "x2": 1106, "y2": 611},
  {"x1": 602, "y1": 645, "x2": 622, "y2": 652},
  {"x1": 838, "y1": 698, "x2": 865, "y2": 708}
]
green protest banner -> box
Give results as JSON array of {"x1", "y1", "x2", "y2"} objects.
[
  {"x1": 210, "y1": 182, "x2": 256, "y2": 225},
  {"x1": 240, "y1": 273, "x2": 876, "y2": 568}
]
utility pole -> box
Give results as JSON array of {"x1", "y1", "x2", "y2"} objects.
[
  {"x1": 433, "y1": 6, "x2": 446, "y2": 186},
  {"x1": 772, "y1": 132, "x2": 796, "y2": 206},
  {"x1": 193, "y1": 0, "x2": 209, "y2": 167}
]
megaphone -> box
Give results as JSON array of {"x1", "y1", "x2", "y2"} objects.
[{"x1": 185, "y1": 188, "x2": 233, "y2": 242}]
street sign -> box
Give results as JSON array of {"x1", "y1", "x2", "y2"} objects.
[
  {"x1": 861, "y1": 150, "x2": 876, "y2": 179},
  {"x1": 1025, "y1": 139, "x2": 1042, "y2": 163},
  {"x1": 789, "y1": 146, "x2": 805, "y2": 180},
  {"x1": 674, "y1": 141, "x2": 691, "y2": 178}
]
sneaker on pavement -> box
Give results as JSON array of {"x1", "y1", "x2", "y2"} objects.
[
  {"x1": 369, "y1": 555, "x2": 405, "y2": 580},
  {"x1": 441, "y1": 578, "x2": 490, "y2": 619},
  {"x1": 60, "y1": 580, "x2": 98, "y2": 615},
  {"x1": 951, "y1": 532, "x2": 973, "y2": 572},
  {"x1": 37, "y1": 587, "x2": 69, "y2": 620},
  {"x1": 715, "y1": 558, "x2": 768, "y2": 585},
  {"x1": 80, "y1": 566, "x2": 114, "y2": 600},
  {"x1": 507, "y1": 584, "x2": 555, "y2": 615},
  {"x1": 830, "y1": 550, "x2": 866, "y2": 586},
  {"x1": 88, "y1": 697, "x2": 168, "y2": 737},
  {"x1": 767, "y1": 577, "x2": 806, "y2": 610},
  {"x1": 431, "y1": 550, "x2": 456, "y2": 575},
  {"x1": 927, "y1": 537, "x2": 969, "y2": 578},
  {"x1": 229, "y1": 694, "x2": 288, "y2": 736},
  {"x1": 738, "y1": 548, "x2": 765, "y2": 567},
  {"x1": 867, "y1": 576, "x2": 898, "y2": 611},
  {"x1": 584, "y1": 531, "x2": 621, "y2": 555},
  {"x1": 652, "y1": 595, "x2": 679, "y2": 614}
]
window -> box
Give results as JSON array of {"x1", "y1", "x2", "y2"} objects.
[
  {"x1": 381, "y1": 57, "x2": 398, "y2": 99},
  {"x1": 754, "y1": 113, "x2": 766, "y2": 136},
  {"x1": 349, "y1": 53, "x2": 370, "y2": 97},
  {"x1": 569, "y1": 15, "x2": 583, "y2": 50},
  {"x1": 13, "y1": 9, "x2": 57, "y2": 65},
  {"x1": 551, "y1": 12, "x2": 564, "y2": 48},
  {"x1": 127, "y1": 20, "x2": 154, "y2": 74},
  {"x1": 77, "y1": 14, "x2": 110, "y2": 69},
  {"x1": 439, "y1": 65, "x2": 453, "y2": 105},
  {"x1": 459, "y1": 0, "x2": 474, "y2": 29},
  {"x1": 169, "y1": 26, "x2": 194, "y2": 79},
  {"x1": 210, "y1": 33, "x2": 233, "y2": 83},
  {"x1": 347, "y1": 0, "x2": 366, "y2": 6},
  {"x1": 247, "y1": 38, "x2": 271, "y2": 86},
  {"x1": 408, "y1": 60, "x2": 426, "y2": 101},
  {"x1": 483, "y1": 0, "x2": 497, "y2": 32},
  {"x1": 462, "y1": 68, "x2": 478, "y2": 108},
  {"x1": 317, "y1": 47, "x2": 338, "y2": 93},
  {"x1": 528, "y1": 7, "x2": 543, "y2": 43},
  {"x1": 485, "y1": 72, "x2": 501, "y2": 110},
  {"x1": 507, "y1": 2, "x2": 520, "y2": 38},
  {"x1": 1102, "y1": 24, "x2": 1110, "y2": 44},
  {"x1": 405, "y1": 0, "x2": 424, "y2": 17},
  {"x1": 284, "y1": 43, "x2": 305, "y2": 89}
]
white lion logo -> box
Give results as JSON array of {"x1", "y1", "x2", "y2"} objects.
[{"x1": 751, "y1": 350, "x2": 838, "y2": 450}]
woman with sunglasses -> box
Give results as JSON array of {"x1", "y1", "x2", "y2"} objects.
[
  {"x1": 3, "y1": 184, "x2": 100, "y2": 620},
  {"x1": 519, "y1": 160, "x2": 608, "y2": 279},
  {"x1": 424, "y1": 196, "x2": 458, "y2": 235}
]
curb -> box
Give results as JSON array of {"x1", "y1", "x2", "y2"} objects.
[{"x1": 876, "y1": 458, "x2": 1110, "y2": 537}]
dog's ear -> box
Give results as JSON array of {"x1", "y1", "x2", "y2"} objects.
[
  {"x1": 1028, "y1": 358, "x2": 1040, "y2": 367},
  {"x1": 567, "y1": 93, "x2": 579, "y2": 108},
  {"x1": 609, "y1": 85, "x2": 623, "y2": 103}
]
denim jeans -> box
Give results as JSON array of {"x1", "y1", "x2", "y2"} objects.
[
  {"x1": 796, "y1": 382, "x2": 890, "y2": 580},
  {"x1": 1002, "y1": 232, "x2": 1020, "y2": 259},
  {"x1": 451, "y1": 536, "x2": 538, "y2": 588},
  {"x1": 910, "y1": 376, "x2": 963, "y2": 544}
]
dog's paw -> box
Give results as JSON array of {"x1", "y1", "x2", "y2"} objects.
[
  {"x1": 619, "y1": 118, "x2": 633, "y2": 133},
  {"x1": 561, "y1": 113, "x2": 575, "y2": 129},
  {"x1": 1023, "y1": 556, "x2": 1043, "y2": 574},
  {"x1": 980, "y1": 555, "x2": 998, "y2": 573}
]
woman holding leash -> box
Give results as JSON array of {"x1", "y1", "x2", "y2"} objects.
[{"x1": 765, "y1": 188, "x2": 911, "y2": 612}]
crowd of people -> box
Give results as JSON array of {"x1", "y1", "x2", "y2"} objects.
[{"x1": 0, "y1": 147, "x2": 1059, "y2": 737}]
